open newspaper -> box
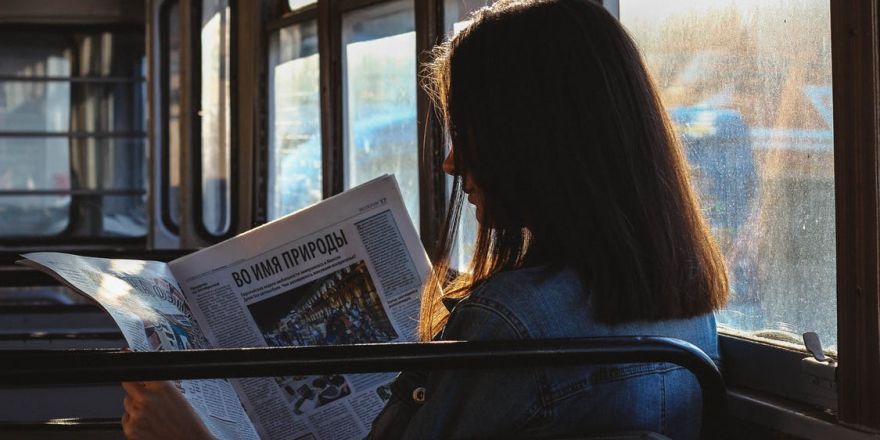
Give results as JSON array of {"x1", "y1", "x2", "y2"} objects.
[{"x1": 18, "y1": 175, "x2": 431, "y2": 440}]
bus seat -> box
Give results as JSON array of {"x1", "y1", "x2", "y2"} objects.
[{"x1": 0, "y1": 336, "x2": 724, "y2": 440}]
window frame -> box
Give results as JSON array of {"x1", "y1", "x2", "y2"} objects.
[
  {"x1": 189, "y1": 0, "x2": 240, "y2": 242},
  {"x1": 158, "y1": 0, "x2": 182, "y2": 237},
  {"x1": 828, "y1": 0, "x2": 880, "y2": 429},
  {"x1": 0, "y1": 23, "x2": 148, "y2": 248}
]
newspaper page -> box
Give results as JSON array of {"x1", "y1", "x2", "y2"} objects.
[
  {"x1": 169, "y1": 175, "x2": 431, "y2": 440},
  {"x1": 17, "y1": 252, "x2": 261, "y2": 440}
]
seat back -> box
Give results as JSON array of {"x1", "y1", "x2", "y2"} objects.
[{"x1": 0, "y1": 336, "x2": 725, "y2": 439}]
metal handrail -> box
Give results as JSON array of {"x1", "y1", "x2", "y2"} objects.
[{"x1": 0, "y1": 336, "x2": 725, "y2": 438}]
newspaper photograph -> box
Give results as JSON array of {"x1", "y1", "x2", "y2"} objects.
[
  {"x1": 17, "y1": 252, "x2": 260, "y2": 440},
  {"x1": 248, "y1": 260, "x2": 398, "y2": 347},
  {"x1": 169, "y1": 175, "x2": 431, "y2": 440}
]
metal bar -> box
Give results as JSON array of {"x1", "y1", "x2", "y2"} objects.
[
  {"x1": 0, "y1": 337, "x2": 725, "y2": 437},
  {"x1": 156, "y1": 0, "x2": 182, "y2": 236},
  {"x1": 415, "y1": 0, "x2": 445, "y2": 257},
  {"x1": 0, "y1": 332, "x2": 123, "y2": 341},
  {"x1": 0, "y1": 305, "x2": 103, "y2": 314},
  {"x1": 0, "y1": 132, "x2": 146, "y2": 139},
  {"x1": 0, "y1": 418, "x2": 121, "y2": 432},
  {"x1": 0, "y1": 189, "x2": 145, "y2": 196},
  {"x1": 0, "y1": 76, "x2": 145, "y2": 83},
  {"x1": 178, "y1": 0, "x2": 200, "y2": 248},
  {"x1": 0, "y1": 249, "x2": 192, "y2": 265},
  {"x1": 253, "y1": 0, "x2": 273, "y2": 226},
  {"x1": 0, "y1": 236, "x2": 146, "y2": 249},
  {"x1": 318, "y1": 0, "x2": 343, "y2": 197}
]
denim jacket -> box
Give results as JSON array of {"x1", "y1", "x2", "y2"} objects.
[{"x1": 367, "y1": 266, "x2": 719, "y2": 440}]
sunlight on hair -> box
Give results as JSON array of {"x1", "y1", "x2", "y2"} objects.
[{"x1": 452, "y1": 19, "x2": 473, "y2": 36}]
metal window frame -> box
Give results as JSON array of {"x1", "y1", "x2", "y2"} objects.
[
  {"x1": 830, "y1": 0, "x2": 880, "y2": 429},
  {"x1": 158, "y1": 0, "x2": 182, "y2": 236},
  {"x1": 189, "y1": 0, "x2": 240, "y2": 243}
]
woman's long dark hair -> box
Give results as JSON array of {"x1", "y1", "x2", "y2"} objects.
[{"x1": 419, "y1": 0, "x2": 728, "y2": 340}]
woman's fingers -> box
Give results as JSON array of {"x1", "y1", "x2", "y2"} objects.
[
  {"x1": 121, "y1": 406, "x2": 134, "y2": 439},
  {"x1": 145, "y1": 380, "x2": 175, "y2": 393},
  {"x1": 121, "y1": 381, "x2": 146, "y2": 398},
  {"x1": 118, "y1": 380, "x2": 215, "y2": 439}
]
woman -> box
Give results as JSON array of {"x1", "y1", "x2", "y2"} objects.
[
  {"x1": 122, "y1": 0, "x2": 727, "y2": 438},
  {"x1": 370, "y1": 0, "x2": 726, "y2": 438}
]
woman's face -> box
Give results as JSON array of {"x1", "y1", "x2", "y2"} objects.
[{"x1": 443, "y1": 149, "x2": 484, "y2": 221}]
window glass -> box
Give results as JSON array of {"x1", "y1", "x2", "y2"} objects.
[
  {"x1": 0, "y1": 31, "x2": 146, "y2": 238},
  {"x1": 0, "y1": 137, "x2": 70, "y2": 235},
  {"x1": 0, "y1": 81, "x2": 69, "y2": 132},
  {"x1": 287, "y1": 0, "x2": 315, "y2": 11},
  {"x1": 620, "y1": 0, "x2": 836, "y2": 350},
  {"x1": 0, "y1": 42, "x2": 71, "y2": 236},
  {"x1": 342, "y1": 1, "x2": 419, "y2": 229},
  {"x1": 444, "y1": 0, "x2": 491, "y2": 270},
  {"x1": 443, "y1": 0, "x2": 492, "y2": 36},
  {"x1": 268, "y1": 21, "x2": 321, "y2": 220},
  {"x1": 200, "y1": 0, "x2": 232, "y2": 236}
]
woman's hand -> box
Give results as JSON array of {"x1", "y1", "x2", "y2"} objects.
[{"x1": 121, "y1": 381, "x2": 215, "y2": 440}]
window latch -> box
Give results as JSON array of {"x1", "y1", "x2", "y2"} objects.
[
  {"x1": 803, "y1": 331, "x2": 834, "y2": 364},
  {"x1": 800, "y1": 332, "x2": 837, "y2": 410}
]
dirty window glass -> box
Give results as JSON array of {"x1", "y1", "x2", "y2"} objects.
[
  {"x1": 342, "y1": 0, "x2": 419, "y2": 230},
  {"x1": 621, "y1": 0, "x2": 836, "y2": 351},
  {"x1": 268, "y1": 21, "x2": 321, "y2": 219}
]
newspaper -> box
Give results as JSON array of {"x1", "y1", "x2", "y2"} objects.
[
  {"x1": 19, "y1": 175, "x2": 431, "y2": 440},
  {"x1": 20, "y1": 252, "x2": 261, "y2": 440}
]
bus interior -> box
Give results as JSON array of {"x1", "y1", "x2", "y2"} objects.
[{"x1": 0, "y1": 0, "x2": 878, "y2": 439}]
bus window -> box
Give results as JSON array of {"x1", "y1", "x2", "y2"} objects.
[
  {"x1": 0, "y1": 31, "x2": 146, "y2": 239},
  {"x1": 199, "y1": 0, "x2": 233, "y2": 237},
  {"x1": 620, "y1": 0, "x2": 836, "y2": 350},
  {"x1": 268, "y1": 21, "x2": 321, "y2": 220},
  {"x1": 342, "y1": 0, "x2": 419, "y2": 230}
]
